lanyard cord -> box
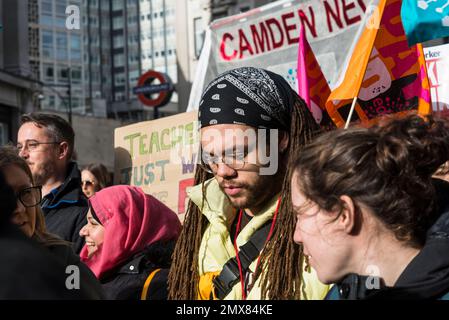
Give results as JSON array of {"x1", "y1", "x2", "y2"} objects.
[
  {"x1": 233, "y1": 197, "x2": 282, "y2": 300},
  {"x1": 233, "y1": 209, "x2": 246, "y2": 300}
]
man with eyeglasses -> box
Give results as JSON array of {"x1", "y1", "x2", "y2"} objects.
[
  {"x1": 168, "y1": 67, "x2": 329, "y2": 300},
  {"x1": 17, "y1": 113, "x2": 88, "y2": 254}
]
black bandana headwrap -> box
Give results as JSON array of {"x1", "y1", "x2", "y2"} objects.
[{"x1": 198, "y1": 67, "x2": 296, "y2": 131}]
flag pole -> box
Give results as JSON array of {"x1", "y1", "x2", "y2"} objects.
[{"x1": 344, "y1": 96, "x2": 358, "y2": 129}]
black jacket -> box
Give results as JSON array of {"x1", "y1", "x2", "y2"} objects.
[
  {"x1": 47, "y1": 243, "x2": 104, "y2": 298},
  {"x1": 100, "y1": 241, "x2": 175, "y2": 300},
  {"x1": 41, "y1": 162, "x2": 88, "y2": 254},
  {"x1": 326, "y1": 179, "x2": 449, "y2": 300},
  {"x1": 0, "y1": 223, "x2": 102, "y2": 299}
]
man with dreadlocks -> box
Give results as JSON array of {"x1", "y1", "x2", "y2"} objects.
[{"x1": 168, "y1": 67, "x2": 329, "y2": 300}]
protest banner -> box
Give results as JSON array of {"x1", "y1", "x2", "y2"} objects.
[
  {"x1": 401, "y1": 0, "x2": 449, "y2": 46},
  {"x1": 188, "y1": 0, "x2": 372, "y2": 111},
  {"x1": 114, "y1": 111, "x2": 199, "y2": 222},
  {"x1": 325, "y1": 0, "x2": 431, "y2": 128},
  {"x1": 424, "y1": 43, "x2": 449, "y2": 117}
]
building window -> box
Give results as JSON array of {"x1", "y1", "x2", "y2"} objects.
[
  {"x1": 113, "y1": 16, "x2": 124, "y2": 30},
  {"x1": 55, "y1": 2, "x2": 67, "y2": 28},
  {"x1": 129, "y1": 70, "x2": 139, "y2": 83},
  {"x1": 56, "y1": 32, "x2": 68, "y2": 60},
  {"x1": 57, "y1": 66, "x2": 69, "y2": 82},
  {"x1": 113, "y1": 34, "x2": 124, "y2": 48},
  {"x1": 42, "y1": 95, "x2": 56, "y2": 110},
  {"x1": 43, "y1": 63, "x2": 54, "y2": 82},
  {"x1": 40, "y1": 0, "x2": 53, "y2": 26},
  {"x1": 112, "y1": 0, "x2": 124, "y2": 11},
  {"x1": 70, "y1": 34, "x2": 82, "y2": 61},
  {"x1": 71, "y1": 67, "x2": 82, "y2": 84},
  {"x1": 48, "y1": 95, "x2": 56, "y2": 109},
  {"x1": 194, "y1": 17, "x2": 205, "y2": 59},
  {"x1": 114, "y1": 54, "x2": 125, "y2": 67},
  {"x1": 42, "y1": 30, "x2": 54, "y2": 59},
  {"x1": 115, "y1": 92, "x2": 125, "y2": 101}
]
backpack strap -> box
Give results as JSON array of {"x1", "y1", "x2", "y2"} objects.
[
  {"x1": 212, "y1": 220, "x2": 272, "y2": 300},
  {"x1": 141, "y1": 268, "x2": 162, "y2": 300}
]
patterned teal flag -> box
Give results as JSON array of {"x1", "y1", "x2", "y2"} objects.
[{"x1": 401, "y1": 0, "x2": 449, "y2": 46}]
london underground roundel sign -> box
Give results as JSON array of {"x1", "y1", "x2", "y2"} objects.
[{"x1": 133, "y1": 70, "x2": 174, "y2": 107}]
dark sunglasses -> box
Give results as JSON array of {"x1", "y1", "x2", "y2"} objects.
[{"x1": 81, "y1": 180, "x2": 95, "y2": 187}]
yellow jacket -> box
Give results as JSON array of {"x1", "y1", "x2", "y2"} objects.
[{"x1": 187, "y1": 178, "x2": 329, "y2": 300}]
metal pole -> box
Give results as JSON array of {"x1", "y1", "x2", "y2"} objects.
[
  {"x1": 154, "y1": 107, "x2": 159, "y2": 119},
  {"x1": 67, "y1": 67, "x2": 72, "y2": 125}
]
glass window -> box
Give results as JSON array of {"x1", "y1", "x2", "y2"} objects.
[
  {"x1": 113, "y1": 34, "x2": 124, "y2": 48},
  {"x1": 43, "y1": 63, "x2": 54, "y2": 82},
  {"x1": 42, "y1": 95, "x2": 56, "y2": 110},
  {"x1": 115, "y1": 92, "x2": 125, "y2": 101},
  {"x1": 56, "y1": 32, "x2": 68, "y2": 60},
  {"x1": 114, "y1": 54, "x2": 125, "y2": 67},
  {"x1": 57, "y1": 66, "x2": 69, "y2": 82},
  {"x1": 42, "y1": 0, "x2": 52, "y2": 13},
  {"x1": 48, "y1": 95, "x2": 56, "y2": 109},
  {"x1": 113, "y1": 16, "x2": 124, "y2": 30},
  {"x1": 114, "y1": 73, "x2": 125, "y2": 86},
  {"x1": 40, "y1": 0, "x2": 53, "y2": 25},
  {"x1": 42, "y1": 30, "x2": 54, "y2": 59},
  {"x1": 71, "y1": 67, "x2": 82, "y2": 83},
  {"x1": 70, "y1": 34, "x2": 81, "y2": 61},
  {"x1": 129, "y1": 70, "x2": 140, "y2": 82},
  {"x1": 112, "y1": 0, "x2": 124, "y2": 11}
]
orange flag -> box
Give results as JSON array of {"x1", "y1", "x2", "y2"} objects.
[{"x1": 326, "y1": 0, "x2": 431, "y2": 128}]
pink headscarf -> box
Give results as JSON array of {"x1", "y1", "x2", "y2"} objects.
[{"x1": 80, "y1": 185, "x2": 181, "y2": 279}]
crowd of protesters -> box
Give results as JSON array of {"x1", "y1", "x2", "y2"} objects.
[{"x1": 1, "y1": 67, "x2": 449, "y2": 300}]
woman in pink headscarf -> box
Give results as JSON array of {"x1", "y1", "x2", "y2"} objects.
[{"x1": 79, "y1": 185, "x2": 181, "y2": 300}]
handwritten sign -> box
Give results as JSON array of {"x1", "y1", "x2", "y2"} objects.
[{"x1": 114, "y1": 111, "x2": 199, "y2": 222}]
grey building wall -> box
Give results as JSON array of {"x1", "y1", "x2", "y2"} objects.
[
  {"x1": 2, "y1": 0, "x2": 31, "y2": 77},
  {"x1": 41, "y1": 110, "x2": 122, "y2": 171},
  {"x1": 0, "y1": 0, "x2": 40, "y2": 145}
]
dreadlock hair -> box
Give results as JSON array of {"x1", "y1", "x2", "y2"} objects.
[
  {"x1": 255, "y1": 94, "x2": 321, "y2": 299},
  {"x1": 168, "y1": 94, "x2": 321, "y2": 300},
  {"x1": 168, "y1": 167, "x2": 212, "y2": 299}
]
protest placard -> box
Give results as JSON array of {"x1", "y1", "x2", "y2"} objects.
[
  {"x1": 114, "y1": 111, "x2": 199, "y2": 222},
  {"x1": 424, "y1": 43, "x2": 449, "y2": 117}
]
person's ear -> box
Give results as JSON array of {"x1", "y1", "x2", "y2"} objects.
[
  {"x1": 279, "y1": 131, "x2": 289, "y2": 153},
  {"x1": 57, "y1": 141, "x2": 70, "y2": 160},
  {"x1": 337, "y1": 195, "x2": 357, "y2": 234}
]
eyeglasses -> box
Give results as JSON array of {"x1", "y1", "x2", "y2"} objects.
[
  {"x1": 81, "y1": 180, "x2": 95, "y2": 187},
  {"x1": 198, "y1": 151, "x2": 251, "y2": 174},
  {"x1": 16, "y1": 140, "x2": 61, "y2": 153},
  {"x1": 16, "y1": 186, "x2": 42, "y2": 208}
]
